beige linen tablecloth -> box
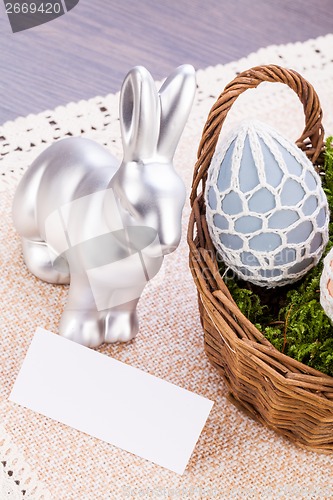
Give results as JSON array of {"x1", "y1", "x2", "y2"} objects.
[{"x1": 1, "y1": 34, "x2": 333, "y2": 499}]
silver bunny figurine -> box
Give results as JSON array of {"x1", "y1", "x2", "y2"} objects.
[{"x1": 12, "y1": 64, "x2": 196, "y2": 347}]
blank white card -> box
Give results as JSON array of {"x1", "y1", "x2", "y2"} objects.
[{"x1": 9, "y1": 328, "x2": 213, "y2": 474}]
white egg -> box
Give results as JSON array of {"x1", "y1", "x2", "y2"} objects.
[
  {"x1": 320, "y1": 248, "x2": 333, "y2": 320},
  {"x1": 205, "y1": 120, "x2": 329, "y2": 287}
]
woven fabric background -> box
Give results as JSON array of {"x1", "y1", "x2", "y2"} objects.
[{"x1": 1, "y1": 34, "x2": 333, "y2": 499}]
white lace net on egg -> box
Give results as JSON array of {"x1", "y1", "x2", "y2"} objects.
[{"x1": 205, "y1": 121, "x2": 329, "y2": 287}]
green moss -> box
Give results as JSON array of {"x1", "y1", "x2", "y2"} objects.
[{"x1": 222, "y1": 137, "x2": 333, "y2": 376}]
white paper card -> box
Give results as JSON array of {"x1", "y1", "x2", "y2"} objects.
[{"x1": 9, "y1": 328, "x2": 213, "y2": 474}]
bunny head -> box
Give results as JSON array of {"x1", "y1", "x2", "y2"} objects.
[{"x1": 108, "y1": 64, "x2": 196, "y2": 256}]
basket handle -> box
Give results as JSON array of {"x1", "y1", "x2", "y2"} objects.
[{"x1": 190, "y1": 64, "x2": 324, "y2": 206}]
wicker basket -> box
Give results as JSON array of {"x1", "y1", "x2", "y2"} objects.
[{"x1": 188, "y1": 64, "x2": 333, "y2": 453}]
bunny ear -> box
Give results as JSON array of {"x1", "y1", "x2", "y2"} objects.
[
  {"x1": 157, "y1": 64, "x2": 196, "y2": 161},
  {"x1": 120, "y1": 66, "x2": 160, "y2": 162}
]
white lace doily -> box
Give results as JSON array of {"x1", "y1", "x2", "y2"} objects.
[{"x1": 0, "y1": 425, "x2": 51, "y2": 499}]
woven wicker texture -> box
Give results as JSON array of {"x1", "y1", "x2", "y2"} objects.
[{"x1": 188, "y1": 65, "x2": 333, "y2": 453}]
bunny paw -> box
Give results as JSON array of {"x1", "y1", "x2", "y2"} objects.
[
  {"x1": 22, "y1": 238, "x2": 70, "y2": 284},
  {"x1": 59, "y1": 310, "x2": 105, "y2": 348},
  {"x1": 104, "y1": 310, "x2": 139, "y2": 343}
]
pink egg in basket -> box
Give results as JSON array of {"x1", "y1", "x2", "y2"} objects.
[{"x1": 320, "y1": 247, "x2": 333, "y2": 319}]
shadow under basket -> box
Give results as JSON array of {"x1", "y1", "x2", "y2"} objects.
[{"x1": 188, "y1": 64, "x2": 333, "y2": 453}]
